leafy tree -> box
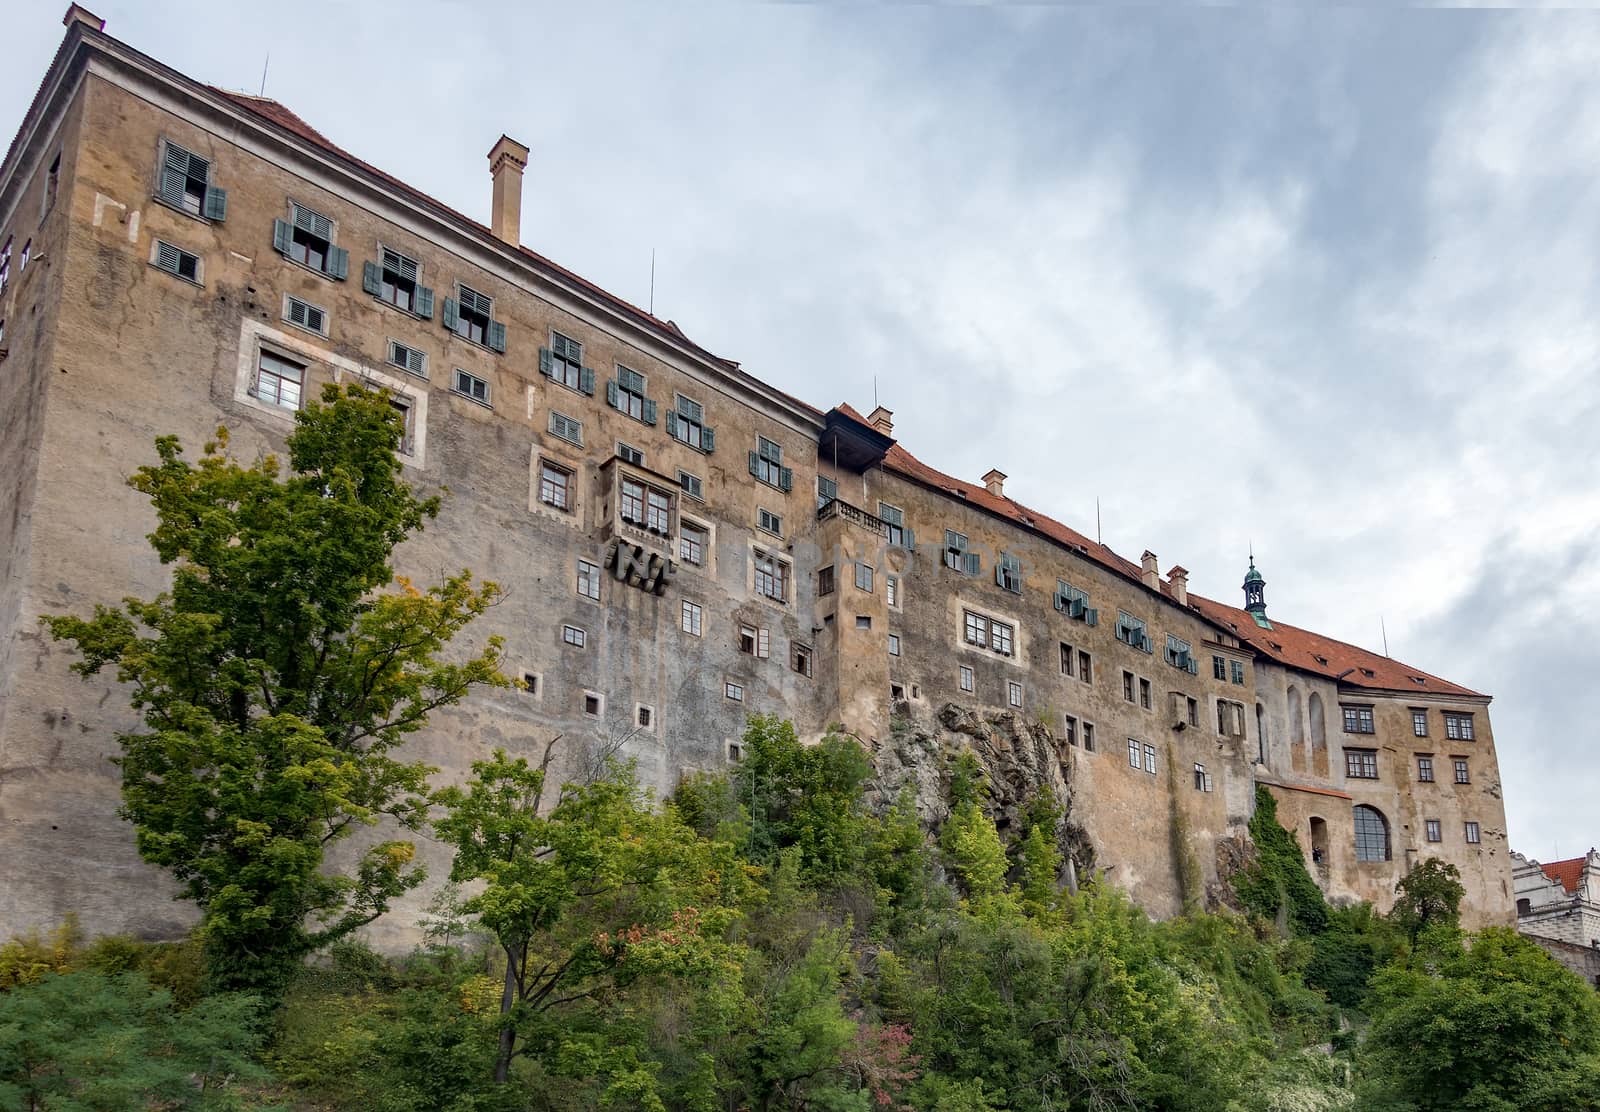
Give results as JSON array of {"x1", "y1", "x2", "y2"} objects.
[
  {"x1": 1360, "y1": 927, "x2": 1600, "y2": 1110},
  {"x1": 736, "y1": 715, "x2": 872, "y2": 884},
  {"x1": 1387, "y1": 858, "x2": 1465, "y2": 946},
  {"x1": 44, "y1": 385, "x2": 507, "y2": 994},
  {"x1": 1235, "y1": 787, "x2": 1329, "y2": 937},
  {"x1": 0, "y1": 970, "x2": 268, "y2": 1109}
]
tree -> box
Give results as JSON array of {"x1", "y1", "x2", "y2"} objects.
[
  {"x1": 1388, "y1": 857, "x2": 1465, "y2": 946},
  {"x1": 1360, "y1": 927, "x2": 1600, "y2": 1110},
  {"x1": 45, "y1": 385, "x2": 507, "y2": 994}
]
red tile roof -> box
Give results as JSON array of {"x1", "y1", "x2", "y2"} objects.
[
  {"x1": 849, "y1": 403, "x2": 1485, "y2": 700},
  {"x1": 1540, "y1": 857, "x2": 1586, "y2": 894}
]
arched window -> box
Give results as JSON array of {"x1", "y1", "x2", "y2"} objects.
[
  {"x1": 1516, "y1": 898, "x2": 1532, "y2": 916},
  {"x1": 1353, "y1": 805, "x2": 1390, "y2": 862},
  {"x1": 1308, "y1": 692, "x2": 1327, "y2": 751},
  {"x1": 1288, "y1": 686, "x2": 1305, "y2": 747},
  {"x1": 1309, "y1": 816, "x2": 1329, "y2": 864}
]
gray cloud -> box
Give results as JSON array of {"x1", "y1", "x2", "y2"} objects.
[{"x1": 4, "y1": 3, "x2": 1592, "y2": 857}]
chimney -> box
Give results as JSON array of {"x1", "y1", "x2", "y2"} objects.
[
  {"x1": 63, "y1": 4, "x2": 105, "y2": 30},
  {"x1": 867, "y1": 406, "x2": 894, "y2": 436},
  {"x1": 982, "y1": 469, "x2": 1007, "y2": 498},
  {"x1": 487, "y1": 135, "x2": 530, "y2": 247},
  {"x1": 1141, "y1": 550, "x2": 1160, "y2": 590},
  {"x1": 1168, "y1": 565, "x2": 1189, "y2": 607}
]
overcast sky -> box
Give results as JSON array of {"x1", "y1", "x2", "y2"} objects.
[{"x1": 7, "y1": 3, "x2": 1598, "y2": 864}]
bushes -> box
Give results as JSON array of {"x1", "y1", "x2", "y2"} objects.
[{"x1": 1235, "y1": 787, "x2": 1329, "y2": 936}]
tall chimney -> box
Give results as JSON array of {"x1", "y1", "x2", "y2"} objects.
[
  {"x1": 982, "y1": 469, "x2": 1007, "y2": 498},
  {"x1": 1141, "y1": 550, "x2": 1160, "y2": 590},
  {"x1": 487, "y1": 135, "x2": 529, "y2": 247},
  {"x1": 1167, "y1": 565, "x2": 1189, "y2": 607},
  {"x1": 867, "y1": 406, "x2": 894, "y2": 435}
]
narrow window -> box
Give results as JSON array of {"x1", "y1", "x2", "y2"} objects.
[
  {"x1": 1194, "y1": 763, "x2": 1207, "y2": 791},
  {"x1": 1464, "y1": 821, "x2": 1481, "y2": 844},
  {"x1": 1231, "y1": 661, "x2": 1245, "y2": 685},
  {"x1": 1425, "y1": 819, "x2": 1442, "y2": 843},
  {"x1": 1064, "y1": 716, "x2": 1078, "y2": 747},
  {"x1": 1213, "y1": 655, "x2": 1227, "y2": 681},
  {"x1": 854, "y1": 563, "x2": 874, "y2": 593},
  {"x1": 681, "y1": 600, "x2": 702, "y2": 636},
  {"x1": 538, "y1": 460, "x2": 572, "y2": 510},
  {"x1": 1129, "y1": 739, "x2": 1141, "y2": 768},
  {"x1": 453, "y1": 369, "x2": 490, "y2": 405},
  {"x1": 1143, "y1": 744, "x2": 1157, "y2": 774},
  {"x1": 792, "y1": 643, "x2": 813, "y2": 676},
  {"x1": 739, "y1": 624, "x2": 758, "y2": 656},
  {"x1": 1187, "y1": 697, "x2": 1199, "y2": 727},
  {"x1": 389, "y1": 399, "x2": 416, "y2": 456},
  {"x1": 728, "y1": 741, "x2": 745, "y2": 762},
  {"x1": 817, "y1": 565, "x2": 835, "y2": 596},
  {"x1": 1412, "y1": 709, "x2": 1429, "y2": 737},
  {"x1": 562, "y1": 624, "x2": 586, "y2": 648},
  {"x1": 996, "y1": 552, "x2": 1022, "y2": 593},
  {"x1": 959, "y1": 665, "x2": 974, "y2": 692},
  {"x1": 1453, "y1": 758, "x2": 1470, "y2": 784},
  {"x1": 1083, "y1": 723, "x2": 1096, "y2": 751},
  {"x1": 253, "y1": 350, "x2": 305, "y2": 410},
  {"x1": 1417, "y1": 755, "x2": 1434, "y2": 782},
  {"x1": 43, "y1": 152, "x2": 60, "y2": 215},
  {"x1": 576, "y1": 559, "x2": 601, "y2": 601},
  {"x1": 1139, "y1": 678, "x2": 1151, "y2": 710},
  {"x1": 637, "y1": 705, "x2": 654, "y2": 729},
  {"x1": 1060, "y1": 642, "x2": 1074, "y2": 677},
  {"x1": 989, "y1": 620, "x2": 1013, "y2": 656},
  {"x1": 1123, "y1": 671, "x2": 1135, "y2": 702},
  {"x1": 886, "y1": 575, "x2": 899, "y2": 607},
  {"x1": 0, "y1": 239, "x2": 11, "y2": 296},
  {"x1": 1078, "y1": 651, "x2": 1092, "y2": 684},
  {"x1": 1008, "y1": 681, "x2": 1023, "y2": 708},
  {"x1": 888, "y1": 634, "x2": 901, "y2": 657}
]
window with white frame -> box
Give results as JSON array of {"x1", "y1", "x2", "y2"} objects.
[
  {"x1": 549, "y1": 411, "x2": 583, "y2": 446},
  {"x1": 253, "y1": 350, "x2": 305, "y2": 410},
  {"x1": 387, "y1": 339, "x2": 427, "y2": 378},
  {"x1": 616, "y1": 442, "x2": 644, "y2": 466},
  {"x1": 679, "y1": 520, "x2": 707, "y2": 566},
  {"x1": 959, "y1": 665, "x2": 974, "y2": 692},
  {"x1": 886, "y1": 574, "x2": 899, "y2": 607},
  {"x1": 539, "y1": 460, "x2": 572, "y2": 511},
  {"x1": 678, "y1": 470, "x2": 703, "y2": 501},
  {"x1": 758, "y1": 508, "x2": 783, "y2": 537},
  {"x1": 738, "y1": 623, "x2": 771, "y2": 659},
  {"x1": 453, "y1": 369, "x2": 490, "y2": 405},
  {"x1": 1143, "y1": 743, "x2": 1157, "y2": 774},
  {"x1": 888, "y1": 634, "x2": 901, "y2": 657},
  {"x1": 1008, "y1": 681, "x2": 1023, "y2": 707},
  {"x1": 284, "y1": 294, "x2": 328, "y2": 336},
  {"x1": 962, "y1": 609, "x2": 1014, "y2": 656},
  {"x1": 1465, "y1": 821, "x2": 1481, "y2": 844},
  {"x1": 577, "y1": 559, "x2": 601, "y2": 600},
  {"x1": 562, "y1": 624, "x2": 586, "y2": 648},
  {"x1": 681, "y1": 600, "x2": 703, "y2": 636},
  {"x1": 725, "y1": 681, "x2": 745, "y2": 702},
  {"x1": 1128, "y1": 738, "x2": 1141, "y2": 769}
]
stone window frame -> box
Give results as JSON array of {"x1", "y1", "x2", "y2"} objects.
[
  {"x1": 635, "y1": 703, "x2": 656, "y2": 731},
  {"x1": 749, "y1": 542, "x2": 792, "y2": 607},
  {"x1": 582, "y1": 690, "x2": 604, "y2": 718}
]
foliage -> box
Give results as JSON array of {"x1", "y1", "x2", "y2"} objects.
[
  {"x1": 1235, "y1": 787, "x2": 1330, "y2": 937},
  {"x1": 1388, "y1": 857, "x2": 1465, "y2": 946},
  {"x1": 1358, "y1": 927, "x2": 1600, "y2": 1110},
  {"x1": 43, "y1": 385, "x2": 508, "y2": 994},
  {"x1": 0, "y1": 970, "x2": 270, "y2": 1109}
]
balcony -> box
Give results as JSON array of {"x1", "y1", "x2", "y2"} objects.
[{"x1": 816, "y1": 497, "x2": 888, "y2": 538}]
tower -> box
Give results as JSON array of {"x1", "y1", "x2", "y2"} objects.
[{"x1": 1243, "y1": 554, "x2": 1267, "y2": 619}]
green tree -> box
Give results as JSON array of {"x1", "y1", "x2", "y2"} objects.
[
  {"x1": 0, "y1": 970, "x2": 268, "y2": 1109},
  {"x1": 1387, "y1": 858, "x2": 1465, "y2": 947},
  {"x1": 1235, "y1": 787, "x2": 1329, "y2": 937},
  {"x1": 1360, "y1": 927, "x2": 1600, "y2": 1110},
  {"x1": 44, "y1": 385, "x2": 507, "y2": 994}
]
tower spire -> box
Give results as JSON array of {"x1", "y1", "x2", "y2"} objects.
[{"x1": 1243, "y1": 552, "x2": 1267, "y2": 619}]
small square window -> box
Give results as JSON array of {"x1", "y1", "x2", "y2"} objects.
[
  {"x1": 959, "y1": 665, "x2": 974, "y2": 692},
  {"x1": 583, "y1": 692, "x2": 602, "y2": 717},
  {"x1": 453, "y1": 369, "x2": 491, "y2": 405},
  {"x1": 636, "y1": 704, "x2": 654, "y2": 729},
  {"x1": 1008, "y1": 681, "x2": 1023, "y2": 708},
  {"x1": 681, "y1": 600, "x2": 703, "y2": 637},
  {"x1": 855, "y1": 615, "x2": 871, "y2": 630},
  {"x1": 728, "y1": 740, "x2": 745, "y2": 762},
  {"x1": 854, "y1": 563, "x2": 874, "y2": 593},
  {"x1": 678, "y1": 470, "x2": 703, "y2": 500},
  {"x1": 888, "y1": 634, "x2": 901, "y2": 657},
  {"x1": 725, "y1": 681, "x2": 745, "y2": 702},
  {"x1": 577, "y1": 559, "x2": 601, "y2": 601},
  {"x1": 562, "y1": 624, "x2": 586, "y2": 648},
  {"x1": 520, "y1": 672, "x2": 540, "y2": 697}
]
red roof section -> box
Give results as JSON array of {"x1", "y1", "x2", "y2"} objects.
[
  {"x1": 1540, "y1": 857, "x2": 1586, "y2": 894},
  {"x1": 848, "y1": 403, "x2": 1485, "y2": 700}
]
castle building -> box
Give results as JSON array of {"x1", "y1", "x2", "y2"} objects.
[
  {"x1": 0, "y1": 8, "x2": 1514, "y2": 946},
  {"x1": 1512, "y1": 850, "x2": 1600, "y2": 987}
]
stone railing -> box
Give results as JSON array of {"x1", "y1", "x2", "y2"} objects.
[{"x1": 816, "y1": 497, "x2": 888, "y2": 537}]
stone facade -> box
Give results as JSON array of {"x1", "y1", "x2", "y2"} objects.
[
  {"x1": 0, "y1": 10, "x2": 1513, "y2": 948},
  {"x1": 1513, "y1": 850, "x2": 1600, "y2": 985}
]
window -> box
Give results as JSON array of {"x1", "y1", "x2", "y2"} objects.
[
  {"x1": 152, "y1": 240, "x2": 200, "y2": 283},
  {"x1": 620, "y1": 479, "x2": 668, "y2": 531},
  {"x1": 679, "y1": 521, "x2": 707, "y2": 566},
  {"x1": 1187, "y1": 697, "x2": 1200, "y2": 727},
  {"x1": 583, "y1": 692, "x2": 602, "y2": 717},
  {"x1": 962, "y1": 610, "x2": 1012, "y2": 656},
  {"x1": 1412, "y1": 709, "x2": 1429, "y2": 737},
  {"x1": 1139, "y1": 678, "x2": 1151, "y2": 710},
  {"x1": 960, "y1": 665, "x2": 974, "y2": 692},
  {"x1": 725, "y1": 681, "x2": 745, "y2": 702},
  {"x1": 548, "y1": 411, "x2": 583, "y2": 446},
  {"x1": 1230, "y1": 661, "x2": 1246, "y2": 685},
  {"x1": 577, "y1": 559, "x2": 600, "y2": 601},
  {"x1": 667, "y1": 395, "x2": 715, "y2": 452},
  {"x1": 1060, "y1": 643, "x2": 1075, "y2": 677},
  {"x1": 157, "y1": 141, "x2": 224, "y2": 219},
  {"x1": 1465, "y1": 821, "x2": 1481, "y2": 844},
  {"x1": 1425, "y1": 819, "x2": 1442, "y2": 843},
  {"x1": 1144, "y1": 743, "x2": 1157, "y2": 774},
  {"x1": 1342, "y1": 705, "x2": 1375, "y2": 734},
  {"x1": 758, "y1": 508, "x2": 783, "y2": 537},
  {"x1": 453, "y1": 369, "x2": 490, "y2": 405},
  {"x1": 538, "y1": 460, "x2": 572, "y2": 510},
  {"x1": 996, "y1": 552, "x2": 1022, "y2": 593},
  {"x1": 1417, "y1": 755, "x2": 1435, "y2": 782},
  {"x1": 1123, "y1": 671, "x2": 1136, "y2": 702},
  {"x1": 855, "y1": 563, "x2": 874, "y2": 593},
  {"x1": 944, "y1": 530, "x2": 979, "y2": 576},
  {"x1": 1453, "y1": 758, "x2": 1470, "y2": 784},
  {"x1": 681, "y1": 600, "x2": 702, "y2": 636},
  {"x1": 390, "y1": 399, "x2": 417, "y2": 456},
  {"x1": 44, "y1": 152, "x2": 60, "y2": 216},
  {"x1": 1064, "y1": 716, "x2": 1078, "y2": 747},
  {"x1": 879, "y1": 503, "x2": 909, "y2": 547},
  {"x1": 754, "y1": 549, "x2": 789, "y2": 602},
  {"x1": 275, "y1": 203, "x2": 346, "y2": 278},
  {"x1": 678, "y1": 471, "x2": 703, "y2": 500},
  {"x1": 1344, "y1": 748, "x2": 1379, "y2": 779},
  {"x1": 1444, "y1": 712, "x2": 1475, "y2": 741},
  {"x1": 609, "y1": 365, "x2": 654, "y2": 423},
  {"x1": 1008, "y1": 681, "x2": 1023, "y2": 707},
  {"x1": 889, "y1": 634, "x2": 902, "y2": 657},
  {"x1": 1217, "y1": 700, "x2": 1245, "y2": 736},
  {"x1": 637, "y1": 705, "x2": 654, "y2": 729},
  {"x1": 1517, "y1": 898, "x2": 1532, "y2": 917},
  {"x1": 284, "y1": 294, "x2": 328, "y2": 335},
  {"x1": 448, "y1": 285, "x2": 505, "y2": 352},
  {"x1": 387, "y1": 340, "x2": 427, "y2": 378},
  {"x1": 792, "y1": 643, "x2": 813, "y2": 677},
  {"x1": 1083, "y1": 723, "x2": 1096, "y2": 752},
  {"x1": 738, "y1": 624, "x2": 771, "y2": 659},
  {"x1": 1194, "y1": 763, "x2": 1212, "y2": 792},
  {"x1": 617, "y1": 442, "x2": 644, "y2": 466},
  {"x1": 817, "y1": 475, "x2": 838, "y2": 510},
  {"x1": 1129, "y1": 739, "x2": 1141, "y2": 768},
  {"x1": 1165, "y1": 635, "x2": 1195, "y2": 672},
  {"x1": 521, "y1": 672, "x2": 540, "y2": 697},
  {"x1": 1353, "y1": 805, "x2": 1390, "y2": 862},
  {"x1": 364, "y1": 248, "x2": 432, "y2": 317},
  {"x1": 542, "y1": 332, "x2": 586, "y2": 391},
  {"x1": 886, "y1": 575, "x2": 899, "y2": 607},
  {"x1": 0, "y1": 239, "x2": 10, "y2": 296},
  {"x1": 856, "y1": 615, "x2": 872, "y2": 630},
  {"x1": 750, "y1": 437, "x2": 792, "y2": 490},
  {"x1": 19, "y1": 241, "x2": 29, "y2": 272},
  {"x1": 1078, "y1": 651, "x2": 1092, "y2": 684},
  {"x1": 1213, "y1": 655, "x2": 1227, "y2": 681},
  {"x1": 1116, "y1": 612, "x2": 1151, "y2": 652},
  {"x1": 562, "y1": 625, "x2": 586, "y2": 648},
  {"x1": 817, "y1": 565, "x2": 835, "y2": 596},
  {"x1": 728, "y1": 741, "x2": 745, "y2": 762},
  {"x1": 253, "y1": 350, "x2": 304, "y2": 410}
]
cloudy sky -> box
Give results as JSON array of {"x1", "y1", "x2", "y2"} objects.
[{"x1": 7, "y1": 4, "x2": 1598, "y2": 863}]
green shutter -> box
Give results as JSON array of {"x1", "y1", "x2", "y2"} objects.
[
  {"x1": 538, "y1": 347, "x2": 553, "y2": 376},
  {"x1": 157, "y1": 168, "x2": 185, "y2": 206},
  {"x1": 748, "y1": 450, "x2": 761, "y2": 477},
  {"x1": 488, "y1": 320, "x2": 507, "y2": 353},
  {"x1": 903, "y1": 527, "x2": 915, "y2": 550},
  {"x1": 154, "y1": 241, "x2": 180, "y2": 274},
  {"x1": 203, "y1": 186, "x2": 227, "y2": 222},
  {"x1": 362, "y1": 260, "x2": 382, "y2": 296},
  {"x1": 963, "y1": 552, "x2": 981, "y2": 577},
  {"x1": 578, "y1": 365, "x2": 594, "y2": 395},
  {"x1": 701, "y1": 425, "x2": 715, "y2": 453},
  {"x1": 606, "y1": 378, "x2": 620, "y2": 408},
  {"x1": 665, "y1": 410, "x2": 680, "y2": 438},
  {"x1": 1085, "y1": 607, "x2": 1099, "y2": 627},
  {"x1": 442, "y1": 297, "x2": 459, "y2": 334},
  {"x1": 779, "y1": 466, "x2": 793, "y2": 492},
  {"x1": 414, "y1": 285, "x2": 434, "y2": 319},
  {"x1": 272, "y1": 218, "x2": 291, "y2": 255},
  {"x1": 642, "y1": 397, "x2": 657, "y2": 426},
  {"x1": 326, "y1": 245, "x2": 349, "y2": 280}
]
